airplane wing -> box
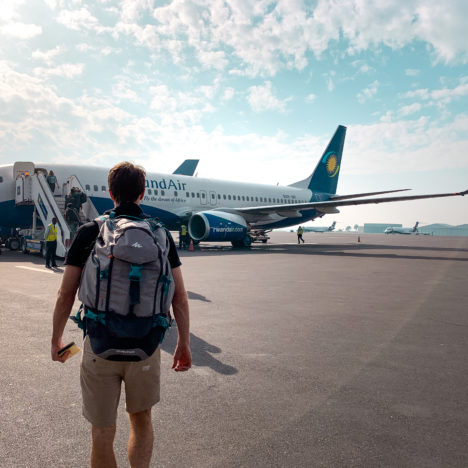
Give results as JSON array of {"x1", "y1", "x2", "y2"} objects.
[
  {"x1": 329, "y1": 188, "x2": 410, "y2": 201},
  {"x1": 217, "y1": 189, "x2": 468, "y2": 218}
]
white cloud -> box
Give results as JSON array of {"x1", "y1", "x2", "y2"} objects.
[
  {"x1": 343, "y1": 116, "x2": 468, "y2": 176},
  {"x1": 403, "y1": 78, "x2": 468, "y2": 106},
  {"x1": 399, "y1": 103, "x2": 422, "y2": 116},
  {"x1": 33, "y1": 63, "x2": 85, "y2": 79},
  {"x1": 106, "y1": 0, "x2": 468, "y2": 78},
  {"x1": 222, "y1": 87, "x2": 235, "y2": 101},
  {"x1": 57, "y1": 7, "x2": 101, "y2": 31},
  {"x1": 0, "y1": 22, "x2": 42, "y2": 39},
  {"x1": 405, "y1": 69, "x2": 419, "y2": 76},
  {"x1": 247, "y1": 81, "x2": 291, "y2": 113},
  {"x1": 306, "y1": 93, "x2": 316, "y2": 103},
  {"x1": 357, "y1": 80, "x2": 379, "y2": 103},
  {"x1": 32, "y1": 46, "x2": 65, "y2": 65}
]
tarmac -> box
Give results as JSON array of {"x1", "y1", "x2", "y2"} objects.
[{"x1": 1, "y1": 231, "x2": 467, "y2": 468}]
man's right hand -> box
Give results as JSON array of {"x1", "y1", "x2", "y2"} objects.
[
  {"x1": 172, "y1": 343, "x2": 192, "y2": 372},
  {"x1": 51, "y1": 339, "x2": 69, "y2": 363}
]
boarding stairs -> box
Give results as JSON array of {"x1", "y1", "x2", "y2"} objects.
[{"x1": 14, "y1": 163, "x2": 99, "y2": 257}]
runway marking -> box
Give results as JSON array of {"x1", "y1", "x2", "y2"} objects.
[{"x1": 16, "y1": 266, "x2": 56, "y2": 274}]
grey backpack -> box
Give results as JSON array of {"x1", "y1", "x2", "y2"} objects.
[{"x1": 74, "y1": 213, "x2": 174, "y2": 361}]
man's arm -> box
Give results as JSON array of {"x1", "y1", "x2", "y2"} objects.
[
  {"x1": 171, "y1": 266, "x2": 192, "y2": 372},
  {"x1": 51, "y1": 265, "x2": 82, "y2": 362}
]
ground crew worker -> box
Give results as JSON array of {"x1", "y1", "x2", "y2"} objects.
[
  {"x1": 45, "y1": 217, "x2": 58, "y2": 268},
  {"x1": 297, "y1": 225, "x2": 305, "y2": 244},
  {"x1": 179, "y1": 224, "x2": 188, "y2": 249}
]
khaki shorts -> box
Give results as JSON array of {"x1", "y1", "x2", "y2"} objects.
[{"x1": 80, "y1": 337, "x2": 161, "y2": 427}]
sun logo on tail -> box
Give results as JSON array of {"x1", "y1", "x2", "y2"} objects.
[{"x1": 322, "y1": 152, "x2": 340, "y2": 178}]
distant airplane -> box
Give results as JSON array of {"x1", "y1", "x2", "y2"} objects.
[
  {"x1": 1, "y1": 125, "x2": 467, "y2": 255},
  {"x1": 172, "y1": 159, "x2": 199, "y2": 176},
  {"x1": 384, "y1": 222, "x2": 419, "y2": 234},
  {"x1": 303, "y1": 221, "x2": 336, "y2": 232}
]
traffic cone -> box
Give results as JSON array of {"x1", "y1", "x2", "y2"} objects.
[{"x1": 189, "y1": 239, "x2": 194, "y2": 251}]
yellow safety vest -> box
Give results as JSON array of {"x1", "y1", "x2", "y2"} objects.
[
  {"x1": 46, "y1": 224, "x2": 58, "y2": 241},
  {"x1": 298, "y1": 227, "x2": 303, "y2": 235},
  {"x1": 181, "y1": 225, "x2": 187, "y2": 236}
]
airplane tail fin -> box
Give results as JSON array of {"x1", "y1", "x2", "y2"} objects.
[
  {"x1": 329, "y1": 221, "x2": 336, "y2": 231},
  {"x1": 289, "y1": 125, "x2": 346, "y2": 195},
  {"x1": 413, "y1": 221, "x2": 419, "y2": 232},
  {"x1": 173, "y1": 159, "x2": 199, "y2": 176}
]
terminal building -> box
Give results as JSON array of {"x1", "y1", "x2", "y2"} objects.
[{"x1": 418, "y1": 224, "x2": 468, "y2": 237}]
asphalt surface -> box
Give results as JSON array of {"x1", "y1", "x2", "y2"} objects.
[{"x1": 1, "y1": 232, "x2": 467, "y2": 467}]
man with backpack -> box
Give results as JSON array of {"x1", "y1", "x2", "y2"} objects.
[{"x1": 51, "y1": 162, "x2": 191, "y2": 468}]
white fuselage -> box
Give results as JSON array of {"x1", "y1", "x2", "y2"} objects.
[{"x1": 0, "y1": 163, "x2": 318, "y2": 232}]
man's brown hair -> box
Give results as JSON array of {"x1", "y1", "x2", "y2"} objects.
[{"x1": 108, "y1": 162, "x2": 146, "y2": 204}]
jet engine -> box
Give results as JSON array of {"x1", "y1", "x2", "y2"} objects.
[{"x1": 188, "y1": 211, "x2": 248, "y2": 242}]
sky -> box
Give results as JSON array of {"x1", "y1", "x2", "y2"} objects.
[{"x1": 1, "y1": 0, "x2": 467, "y2": 229}]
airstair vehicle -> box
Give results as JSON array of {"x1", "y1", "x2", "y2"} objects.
[{"x1": 12, "y1": 162, "x2": 99, "y2": 257}]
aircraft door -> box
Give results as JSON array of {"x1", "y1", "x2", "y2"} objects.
[
  {"x1": 209, "y1": 190, "x2": 217, "y2": 206},
  {"x1": 200, "y1": 189, "x2": 207, "y2": 206},
  {"x1": 15, "y1": 177, "x2": 24, "y2": 204}
]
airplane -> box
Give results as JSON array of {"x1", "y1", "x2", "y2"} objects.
[
  {"x1": 384, "y1": 222, "x2": 419, "y2": 234},
  {"x1": 0, "y1": 124, "x2": 467, "y2": 254},
  {"x1": 303, "y1": 221, "x2": 336, "y2": 233}
]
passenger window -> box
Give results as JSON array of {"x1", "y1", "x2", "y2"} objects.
[
  {"x1": 186, "y1": 192, "x2": 190, "y2": 197},
  {"x1": 174, "y1": 191, "x2": 178, "y2": 196},
  {"x1": 211, "y1": 193, "x2": 215, "y2": 199},
  {"x1": 155, "y1": 190, "x2": 158, "y2": 195},
  {"x1": 223, "y1": 194, "x2": 226, "y2": 200},
  {"x1": 242, "y1": 196, "x2": 245, "y2": 201},
  {"x1": 260, "y1": 197, "x2": 263, "y2": 202},
  {"x1": 197, "y1": 193, "x2": 200, "y2": 198},
  {"x1": 218, "y1": 194, "x2": 221, "y2": 199},
  {"x1": 268, "y1": 198, "x2": 271, "y2": 202},
  {"x1": 93, "y1": 185, "x2": 98, "y2": 191},
  {"x1": 228, "y1": 195, "x2": 231, "y2": 200},
  {"x1": 255, "y1": 197, "x2": 258, "y2": 202},
  {"x1": 161, "y1": 190, "x2": 165, "y2": 196},
  {"x1": 246, "y1": 196, "x2": 249, "y2": 201},
  {"x1": 148, "y1": 189, "x2": 152, "y2": 195},
  {"x1": 101, "y1": 185, "x2": 106, "y2": 191},
  {"x1": 85, "y1": 184, "x2": 90, "y2": 191},
  {"x1": 202, "y1": 193, "x2": 205, "y2": 198},
  {"x1": 192, "y1": 192, "x2": 195, "y2": 198}
]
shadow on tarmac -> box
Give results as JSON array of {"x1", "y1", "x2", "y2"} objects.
[
  {"x1": 187, "y1": 290, "x2": 211, "y2": 302},
  {"x1": 161, "y1": 327, "x2": 238, "y2": 375}
]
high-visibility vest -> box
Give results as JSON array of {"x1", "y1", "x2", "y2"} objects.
[
  {"x1": 298, "y1": 227, "x2": 303, "y2": 235},
  {"x1": 181, "y1": 225, "x2": 187, "y2": 236},
  {"x1": 46, "y1": 224, "x2": 58, "y2": 241}
]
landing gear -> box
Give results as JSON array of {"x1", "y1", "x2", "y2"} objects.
[
  {"x1": 231, "y1": 235, "x2": 252, "y2": 248},
  {"x1": 6, "y1": 237, "x2": 20, "y2": 251},
  {"x1": 249, "y1": 229, "x2": 270, "y2": 244}
]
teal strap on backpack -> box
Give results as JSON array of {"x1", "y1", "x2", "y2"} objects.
[
  {"x1": 152, "y1": 314, "x2": 171, "y2": 330},
  {"x1": 160, "y1": 274, "x2": 172, "y2": 295},
  {"x1": 129, "y1": 264, "x2": 143, "y2": 305},
  {"x1": 84, "y1": 309, "x2": 106, "y2": 326},
  {"x1": 69, "y1": 305, "x2": 85, "y2": 330}
]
